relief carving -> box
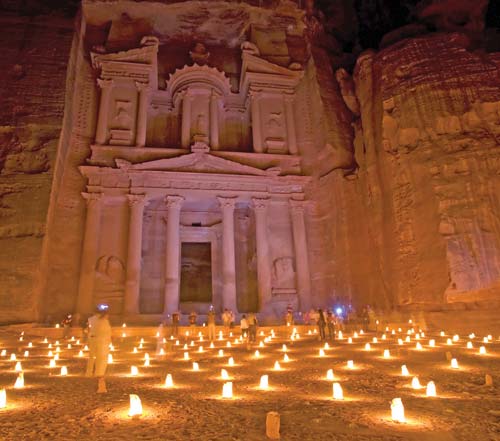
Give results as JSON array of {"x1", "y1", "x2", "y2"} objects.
[
  {"x1": 272, "y1": 256, "x2": 296, "y2": 293},
  {"x1": 94, "y1": 255, "x2": 125, "y2": 294}
]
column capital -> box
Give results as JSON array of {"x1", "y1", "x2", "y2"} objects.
[
  {"x1": 127, "y1": 193, "x2": 148, "y2": 208},
  {"x1": 289, "y1": 198, "x2": 306, "y2": 213},
  {"x1": 97, "y1": 78, "x2": 114, "y2": 89},
  {"x1": 81, "y1": 192, "x2": 102, "y2": 205},
  {"x1": 282, "y1": 92, "x2": 295, "y2": 103},
  {"x1": 217, "y1": 196, "x2": 237, "y2": 210},
  {"x1": 165, "y1": 195, "x2": 184, "y2": 210},
  {"x1": 252, "y1": 197, "x2": 270, "y2": 212},
  {"x1": 135, "y1": 81, "x2": 152, "y2": 93},
  {"x1": 249, "y1": 88, "x2": 263, "y2": 99}
]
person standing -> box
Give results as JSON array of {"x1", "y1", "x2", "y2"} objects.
[
  {"x1": 86, "y1": 304, "x2": 112, "y2": 393},
  {"x1": 317, "y1": 308, "x2": 326, "y2": 341},
  {"x1": 240, "y1": 315, "x2": 249, "y2": 339},
  {"x1": 222, "y1": 309, "x2": 230, "y2": 332},
  {"x1": 207, "y1": 308, "x2": 216, "y2": 341},
  {"x1": 326, "y1": 310, "x2": 336, "y2": 341},
  {"x1": 247, "y1": 313, "x2": 258, "y2": 343},
  {"x1": 171, "y1": 311, "x2": 180, "y2": 337}
]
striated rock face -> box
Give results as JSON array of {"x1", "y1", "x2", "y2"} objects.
[
  {"x1": 0, "y1": 13, "x2": 74, "y2": 323},
  {"x1": 318, "y1": 32, "x2": 500, "y2": 309}
]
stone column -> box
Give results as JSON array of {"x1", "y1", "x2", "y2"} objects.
[
  {"x1": 135, "y1": 82, "x2": 151, "y2": 147},
  {"x1": 217, "y1": 196, "x2": 238, "y2": 312},
  {"x1": 95, "y1": 79, "x2": 114, "y2": 145},
  {"x1": 252, "y1": 198, "x2": 272, "y2": 311},
  {"x1": 76, "y1": 192, "x2": 103, "y2": 315},
  {"x1": 283, "y1": 94, "x2": 298, "y2": 155},
  {"x1": 210, "y1": 90, "x2": 220, "y2": 149},
  {"x1": 124, "y1": 194, "x2": 147, "y2": 315},
  {"x1": 181, "y1": 91, "x2": 192, "y2": 148},
  {"x1": 290, "y1": 199, "x2": 312, "y2": 311},
  {"x1": 163, "y1": 195, "x2": 184, "y2": 314},
  {"x1": 250, "y1": 90, "x2": 264, "y2": 153}
]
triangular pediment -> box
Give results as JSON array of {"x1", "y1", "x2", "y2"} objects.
[{"x1": 116, "y1": 150, "x2": 267, "y2": 176}]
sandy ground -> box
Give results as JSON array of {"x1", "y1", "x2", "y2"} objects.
[{"x1": 0, "y1": 324, "x2": 498, "y2": 441}]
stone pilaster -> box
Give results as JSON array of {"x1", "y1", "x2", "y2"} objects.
[
  {"x1": 135, "y1": 82, "x2": 151, "y2": 147},
  {"x1": 218, "y1": 196, "x2": 238, "y2": 312},
  {"x1": 290, "y1": 199, "x2": 312, "y2": 311},
  {"x1": 181, "y1": 91, "x2": 192, "y2": 148},
  {"x1": 76, "y1": 192, "x2": 103, "y2": 315},
  {"x1": 252, "y1": 198, "x2": 272, "y2": 311},
  {"x1": 95, "y1": 79, "x2": 114, "y2": 145},
  {"x1": 210, "y1": 90, "x2": 220, "y2": 149},
  {"x1": 250, "y1": 90, "x2": 264, "y2": 153},
  {"x1": 124, "y1": 194, "x2": 148, "y2": 315},
  {"x1": 284, "y1": 93, "x2": 298, "y2": 155},
  {"x1": 163, "y1": 195, "x2": 184, "y2": 314}
]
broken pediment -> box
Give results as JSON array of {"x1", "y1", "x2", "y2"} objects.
[{"x1": 116, "y1": 144, "x2": 267, "y2": 176}]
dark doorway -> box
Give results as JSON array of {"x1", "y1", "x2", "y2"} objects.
[{"x1": 180, "y1": 242, "x2": 212, "y2": 303}]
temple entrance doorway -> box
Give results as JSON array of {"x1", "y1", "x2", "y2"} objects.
[{"x1": 180, "y1": 242, "x2": 213, "y2": 304}]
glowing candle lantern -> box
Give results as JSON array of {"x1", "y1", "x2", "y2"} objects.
[
  {"x1": 108, "y1": 354, "x2": 113, "y2": 364},
  {"x1": 159, "y1": 348, "x2": 165, "y2": 356},
  {"x1": 183, "y1": 344, "x2": 188, "y2": 350},
  {"x1": 218, "y1": 349, "x2": 224, "y2": 357},
  {"x1": 128, "y1": 394, "x2": 143, "y2": 417},
  {"x1": 467, "y1": 341, "x2": 473, "y2": 349},
  {"x1": 49, "y1": 359, "x2": 56, "y2": 368},
  {"x1": 426, "y1": 381, "x2": 437, "y2": 397},
  {"x1": 324, "y1": 342, "x2": 330, "y2": 350},
  {"x1": 28, "y1": 342, "x2": 33, "y2": 348},
  {"x1": 221, "y1": 369, "x2": 229, "y2": 380},
  {"x1": 192, "y1": 362, "x2": 199, "y2": 371},
  {"x1": 354, "y1": 332, "x2": 358, "y2": 338},
  {"x1": 222, "y1": 382, "x2": 233, "y2": 399},
  {"x1": 440, "y1": 331, "x2": 445, "y2": 337},
  {"x1": 319, "y1": 349, "x2": 326, "y2": 357},
  {"x1": 364, "y1": 343, "x2": 371, "y2": 351},
  {"x1": 254, "y1": 350, "x2": 260, "y2": 358},
  {"x1": 347, "y1": 360, "x2": 354, "y2": 369},
  {"x1": 209, "y1": 342, "x2": 214, "y2": 349},
  {"x1": 56, "y1": 347, "x2": 61, "y2": 353},
  {"x1": 479, "y1": 346, "x2": 486, "y2": 355},
  {"x1": 383, "y1": 349, "x2": 390, "y2": 359},
  {"x1": 259, "y1": 341, "x2": 264, "y2": 348},
  {"x1": 487, "y1": 335, "x2": 492, "y2": 341},
  {"x1": 398, "y1": 339, "x2": 403, "y2": 345},
  {"x1": 14, "y1": 362, "x2": 22, "y2": 372},
  {"x1": 23, "y1": 351, "x2": 29, "y2": 357},
  {"x1": 452, "y1": 334, "x2": 459, "y2": 342},
  {"x1": 338, "y1": 331, "x2": 343, "y2": 339},
  {"x1": 405, "y1": 336, "x2": 411, "y2": 343},
  {"x1": 382, "y1": 334, "x2": 386, "y2": 340},
  {"x1": 326, "y1": 369, "x2": 334, "y2": 381},
  {"x1": 259, "y1": 375, "x2": 269, "y2": 390},
  {"x1": 274, "y1": 361, "x2": 281, "y2": 371},
  {"x1": 55, "y1": 324, "x2": 60, "y2": 329},
  {"x1": 360, "y1": 330, "x2": 364, "y2": 335},
  {"x1": 228, "y1": 357, "x2": 234, "y2": 366},
  {"x1": 283, "y1": 354, "x2": 290, "y2": 363},
  {"x1": 401, "y1": 365, "x2": 410, "y2": 376},
  {"x1": 130, "y1": 366, "x2": 139, "y2": 376},
  {"x1": 14, "y1": 373, "x2": 24, "y2": 389},
  {"x1": 121, "y1": 333, "x2": 126, "y2": 338},
  {"x1": 372, "y1": 337, "x2": 378, "y2": 344},
  {"x1": 143, "y1": 359, "x2": 150, "y2": 367},
  {"x1": 391, "y1": 398, "x2": 405, "y2": 423},
  {"x1": 67, "y1": 344, "x2": 72, "y2": 349},
  {"x1": 308, "y1": 330, "x2": 312, "y2": 335},
  {"x1": 60, "y1": 366, "x2": 68, "y2": 376},
  {"x1": 483, "y1": 337, "x2": 488, "y2": 343},
  {"x1": 1, "y1": 350, "x2": 6, "y2": 356},
  {"x1": 198, "y1": 346, "x2": 203, "y2": 353},
  {"x1": 165, "y1": 374, "x2": 173, "y2": 388},
  {"x1": 347, "y1": 337, "x2": 353, "y2": 344},
  {"x1": 190, "y1": 341, "x2": 195, "y2": 347},
  {"x1": 415, "y1": 333, "x2": 420, "y2": 340},
  {"x1": 133, "y1": 347, "x2": 138, "y2": 354},
  {"x1": 226, "y1": 342, "x2": 232, "y2": 348},
  {"x1": 421, "y1": 332, "x2": 425, "y2": 337},
  {"x1": 429, "y1": 339, "x2": 435, "y2": 347},
  {"x1": 282, "y1": 344, "x2": 288, "y2": 352},
  {"x1": 469, "y1": 333, "x2": 475, "y2": 339},
  {"x1": 76, "y1": 340, "x2": 80, "y2": 345},
  {"x1": 78, "y1": 350, "x2": 84, "y2": 357},
  {"x1": 175, "y1": 340, "x2": 180, "y2": 346},
  {"x1": 138, "y1": 343, "x2": 143, "y2": 349},
  {"x1": 230, "y1": 332, "x2": 234, "y2": 337},
  {"x1": 10, "y1": 354, "x2": 16, "y2": 361},
  {"x1": 54, "y1": 354, "x2": 59, "y2": 361},
  {"x1": 332, "y1": 383, "x2": 343, "y2": 400},
  {"x1": 415, "y1": 342, "x2": 423, "y2": 350},
  {"x1": 450, "y1": 358, "x2": 459, "y2": 369},
  {"x1": 48, "y1": 344, "x2": 52, "y2": 349},
  {"x1": 183, "y1": 352, "x2": 189, "y2": 360},
  {"x1": 411, "y1": 377, "x2": 421, "y2": 389},
  {"x1": 446, "y1": 338, "x2": 452, "y2": 346},
  {"x1": 0, "y1": 389, "x2": 6, "y2": 408}
]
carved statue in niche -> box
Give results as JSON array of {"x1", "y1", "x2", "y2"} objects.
[
  {"x1": 193, "y1": 111, "x2": 209, "y2": 142},
  {"x1": 303, "y1": 0, "x2": 325, "y2": 45},
  {"x1": 190, "y1": 42, "x2": 210, "y2": 65},
  {"x1": 94, "y1": 255, "x2": 125, "y2": 294},
  {"x1": 112, "y1": 101, "x2": 133, "y2": 129},
  {"x1": 272, "y1": 256, "x2": 296, "y2": 291}
]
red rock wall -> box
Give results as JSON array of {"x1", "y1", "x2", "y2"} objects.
[
  {"x1": 319, "y1": 33, "x2": 500, "y2": 310},
  {"x1": 0, "y1": 13, "x2": 74, "y2": 323}
]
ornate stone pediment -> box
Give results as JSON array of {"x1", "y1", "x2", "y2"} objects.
[{"x1": 116, "y1": 143, "x2": 269, "y2": 176}]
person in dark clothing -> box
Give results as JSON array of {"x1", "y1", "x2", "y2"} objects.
[
  {"x1": 317, "y1": 308, "x2": 326, "y2": 341},
  {"x1": 326, "y1": 310, "x2": 336, "y2": 340}
]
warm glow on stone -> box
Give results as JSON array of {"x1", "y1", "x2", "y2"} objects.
[
  {"x1": 391, "y1": 398, "x2": 405, "y2": 423},
  {"x1": 128, "y1": 394, "x2": 142, "y2": 417},
  {"x1": 426, "y1": 381, "x2": 437, "y2": 397},
  {"x1": 165, "y1": 374, "x2": 173, "y2": 388},
  {"x1": 260, "y1": 375, "x2": 269, "y2": 390},
  {"x1": 332, "y1": 382, "x2": 343, "y2": 400}
]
